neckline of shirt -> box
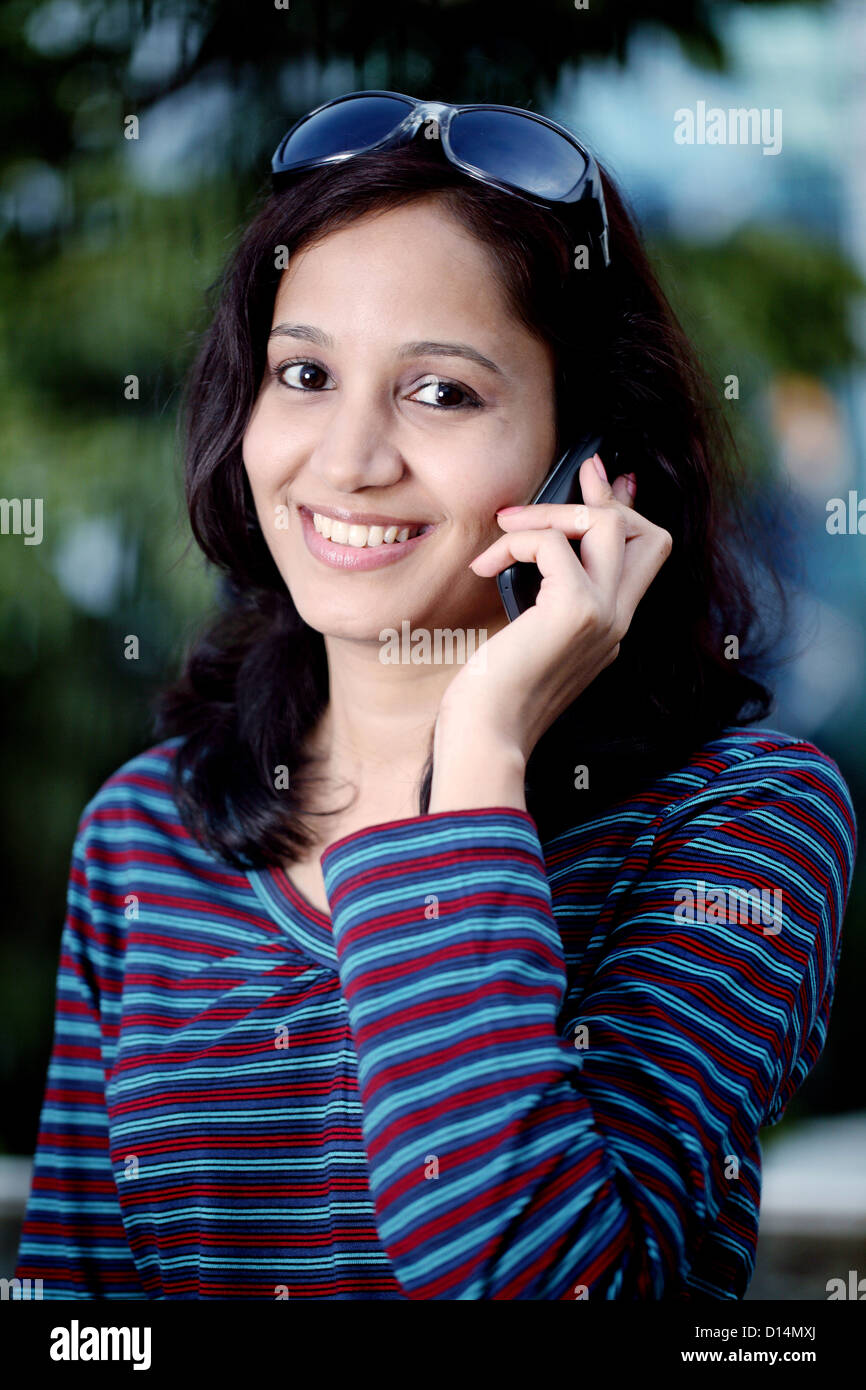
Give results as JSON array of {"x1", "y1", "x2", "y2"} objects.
[
  {"x1": 246, "y1": 863, "x2": 337, "y2": 972},
  {"x1": 272, "y1": 863, "x2": 331, "y2": 925}
]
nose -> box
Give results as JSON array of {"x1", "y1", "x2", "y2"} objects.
[{"x1": 306, "y1": 390, "x2": 406, "y2": 493}]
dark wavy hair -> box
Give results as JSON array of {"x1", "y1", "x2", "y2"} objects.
[{"x1": 154, "y1": 136, "x2": 786, "y2": 869}]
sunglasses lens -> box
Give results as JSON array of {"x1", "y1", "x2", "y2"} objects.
[
  {"x1": 275, "y1": 94, "x2": 414, "y2": 169},
  {"x1": 450, "y1": 109, "x2": 587, "y2": 199}
]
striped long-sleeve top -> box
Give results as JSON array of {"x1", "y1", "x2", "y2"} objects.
[{"x1": 14, "y1": 725, "x2": 856, "y2": 1300}]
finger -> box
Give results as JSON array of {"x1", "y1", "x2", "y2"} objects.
[
  {"x1": 474, "y1": 509, "x2": 630, "y2": 615},
  {"x1": 583, "y1": 450, "x2": 638, "y2": 509},
  {"x1": 495, "y1": 446, "x2": 636, "y2": 530},
  {"x1": 571, "y1": 504, "x2": 628, "y2": 597},
  {"x1": 611, "y1": 472, "x2": 637, "y2": 508},
  {"x1": 612, "y1": 527, "x2": 674, "y2": 619},
  {"x1": 496, "y1": 499, "x2": 645, "y2": 539},
  {"x1": 578, "y1": 452, "x2": 615, "y2": 505},
  {"x1": 469, "y1": 525, "x2": 590, "y2": 587}
]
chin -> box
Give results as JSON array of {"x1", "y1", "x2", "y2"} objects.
[
  {"x1": 284, "y1": 562, "x2": 480, "y2": 644},
  {"x1": 287, "y1": 592, "x2": 405, "y2": 643}
]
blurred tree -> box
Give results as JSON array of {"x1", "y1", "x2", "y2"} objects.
[{"x1": 0, "y1": 0, "x2": 839, "y2": 176}]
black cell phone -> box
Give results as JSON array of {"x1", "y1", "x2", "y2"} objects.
[{"x1": 497, "y1": 430, "x2": 617, "y2": 621}]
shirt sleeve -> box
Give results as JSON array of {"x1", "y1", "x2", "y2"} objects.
[
  {"x1": 320, "y1": 743, "x2": 856, "y2": 1300},
  {"x1": 14, "y1": 812, "x2": 148, "y2": 1299}
]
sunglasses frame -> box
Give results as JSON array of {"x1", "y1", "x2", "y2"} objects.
[{"x1": 271, "y1": 89, "x2": 611, "y2": 269}]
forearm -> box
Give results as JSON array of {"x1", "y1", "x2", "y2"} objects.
[{"x1": 429, "y1": 705, "x2": 527, "y2": 814}]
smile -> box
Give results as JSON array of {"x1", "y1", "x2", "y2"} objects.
[
  {"x1": 313, "y1": 511, "x2": 429, "y2": 546},
  {"x1": 298, "y1": 505, "x2": 437, "y2": 571}
]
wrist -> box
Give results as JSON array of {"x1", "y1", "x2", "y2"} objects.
[{"x1": 429, "y1": 707, "x2": 527, "y2": 814}]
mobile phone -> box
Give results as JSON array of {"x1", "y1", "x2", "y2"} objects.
[{"x1": 497, "y1": 430, "x2": 616, "y2": 621}]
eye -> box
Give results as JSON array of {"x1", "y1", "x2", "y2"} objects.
[
  {"x1": 274, "y1": 359, "x2": 333, "y2": 391},
  {"x1": 409, "y1": 378, "x2": 481, "y2": 410}
]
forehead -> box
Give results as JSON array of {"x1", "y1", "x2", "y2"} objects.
[
  {"x1": 274, "y1": 202, "x2": 499, "y2": 311},
  {"x1": 269, "y1": 199, "x2": 551, "y2": 366}
]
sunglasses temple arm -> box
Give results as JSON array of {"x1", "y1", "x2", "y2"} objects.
[{"x1": 580, "y1": 160, "x2": 611, "y2": 269}]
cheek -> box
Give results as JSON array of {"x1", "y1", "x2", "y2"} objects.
[
  {"x1": 242, "y1": 403, "x2": 283, "y2": 493},
  {"x1": 467, "y1": 436, "x2": 554, "y2": 516}
]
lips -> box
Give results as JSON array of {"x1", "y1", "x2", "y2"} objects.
[
  {"x1": 302, "y1": 502, "x2": 433, "y2": 528},
  {"x1": 297, "y1": 504, "x2": 437, "y2": 571}
]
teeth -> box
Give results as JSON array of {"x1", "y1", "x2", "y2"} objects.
[{"x1": 311, "y1": 512, "x2": 424, "y2": 547}]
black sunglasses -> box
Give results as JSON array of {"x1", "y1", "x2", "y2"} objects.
[{"x1": 271, "y1": 90, "x2": 611, "y2": 270}]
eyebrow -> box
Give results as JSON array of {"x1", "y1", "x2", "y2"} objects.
[{"x1": 268, "y1": 323, "x2": 503, "y2": 375}]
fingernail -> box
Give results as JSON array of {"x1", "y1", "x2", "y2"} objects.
[
  {"x1": 624, "y1": 472, "x2": 637, "y2": 497},
  {"x1": 593, "y1": 453, "x2": 608, "y2": 482},
  {"x1": 496, "y1": 505, "x2": 524, "y2": 516}
]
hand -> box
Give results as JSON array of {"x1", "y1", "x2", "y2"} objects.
[{"x1": 436, "y1": 453, "x2": 673, "y2": 765}]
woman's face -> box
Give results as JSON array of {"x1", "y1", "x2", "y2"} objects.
[{"x1": 242, "y1": 197, "x2": 558, "y2": 641}]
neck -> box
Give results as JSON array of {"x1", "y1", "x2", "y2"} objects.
[{"x1": 307, "y1": 609, "x2": 508, "y2": 816}]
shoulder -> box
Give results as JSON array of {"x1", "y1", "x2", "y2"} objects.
[
  {"x1": 70, "y1": 736, "x2": 217, "y2": 891},
  {"x1": 76, "y1": 736, "x2": 187, "y2": 846},
  {"x1": 661, "y1": 723, "x2": 849, "y2": 792},
  {"x1": 541, "y1": 724, "x2": 855, "y2": 935},
  {"x1": 65, "y1": 738, "x2": 248, "y2": 971},
  {"x1": 58, "y1": 740, "x2": 192, "y2": 1002},
  {"x1": 545, "y1": 724, "x2": 856, "y2": 864},
  {"x1": 653, "y1": 725, "x2": 856, "y2": 857}
]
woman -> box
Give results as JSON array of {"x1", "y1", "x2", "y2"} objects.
[{"x1": 15, "y1": 92, "x2": 856, "y2": 1300}]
